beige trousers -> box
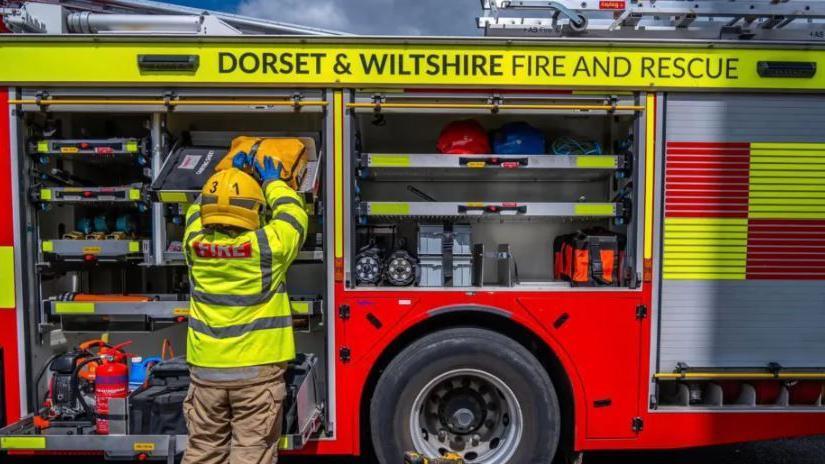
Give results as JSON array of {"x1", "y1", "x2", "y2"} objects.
[{"x1": 182, "y1": 363, "x2": 286, "y2": 464}]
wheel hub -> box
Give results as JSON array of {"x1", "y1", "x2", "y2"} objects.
[
  {"x1": 410, "y1": 369, "x2": 523, "y2": 463},
  {"x1": 439, "y1": 389, "x2": 485, "y2": 434}
]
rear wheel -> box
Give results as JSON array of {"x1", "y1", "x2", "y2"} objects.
[{"x1": 370, "y1": 327, "x2": 561, "y2": 464}]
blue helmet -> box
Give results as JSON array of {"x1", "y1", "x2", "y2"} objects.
[{"x1": 492, "y1": 122, "x2": 546, "y2": 155}]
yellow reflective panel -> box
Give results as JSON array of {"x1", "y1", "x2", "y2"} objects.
[{"x1": 1, "y1": 41, "x2": 824, "y2": 90}]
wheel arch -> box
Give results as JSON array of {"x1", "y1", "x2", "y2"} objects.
[{"x1": 359, "y1": 305, "x2": 576, "y2": 457}]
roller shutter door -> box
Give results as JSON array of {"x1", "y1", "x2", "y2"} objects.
[{"x1": 659, "y1": 93, "x2": 825, "y2": 371}]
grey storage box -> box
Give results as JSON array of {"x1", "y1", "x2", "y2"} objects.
[
  {"x1": 417, "y1": 224, "x2": 472, "y2": 256},
  {"x1": 419, "y1": 256, "x2": 472, "y2": 287},
  {"x1": 418, "y1": 225, "x2": 445, "y2": 255},
  {"x1": 453, "y1": 257, "x2": 473, "y2": 286},
  {"x1": 452, "y1": 225, "x2": 472, "y2": 256}
]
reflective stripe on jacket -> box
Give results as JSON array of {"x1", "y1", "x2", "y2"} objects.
[{"x1": 184, "y1": 179, "x2": 307, "y2": 367}]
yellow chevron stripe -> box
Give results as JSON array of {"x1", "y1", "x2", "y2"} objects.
[
  {"x1": 663, "y1": 272, "x2": 746, "y2": 280},
  {"x1": 751, "y1": 142, "x2": 825, "y2": 150},
  {"x1": 665, "y1": 231, "x2": 748, "y2": 239},
  {"x1": 662, "y1": 216, "x2": 747, "y2": 280},
  {"x1": 664, "y1": 238, "x2": 749, "y2": 246},
  {"x1": 749, "y1": 191, "x2": 825, "y2": 198},
  {"x1": 750, "y1": 157, "x2": 825, "y2": 164},
  {"x1": 751, "y1": 177, "x2": 825, "y2": 185},
  {"x1": 750, "y1": 212, "x2": 825, "y2": 219},
  {"x1": 664, "y1": 217, "x2": 748, "y2": 225},
  {"x1": 750, "y1": 205, "x2": 825, "y2": 212},
  {"x1": 750, "y1": 184, "x2": 825, "y2": 191},
  {"x1": 665, "y1": 252, "x2": 747, "y2": 259},
  {"x1": 665, "y1": 258, "x2": 747, "y2": 266},
  {"x1": 664, "y1": 264, "x2": 746, "y2": 272},
  {"x1": 750, "y1": 198, "x2": 825, "y2": 205},
  {"x1": 750, "y1": 171, "x2": 825, "y2": 178}
]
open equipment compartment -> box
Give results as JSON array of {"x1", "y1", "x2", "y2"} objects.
[
  {"x1": 4, "y1": 87, "x2": 329, "y2": 460},
  {"x1": 348, "y1": 90, "x2": 642, "y2": 290}
]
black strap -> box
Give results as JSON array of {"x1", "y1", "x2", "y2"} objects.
[
  {"x1": 589, "y1": 240, "x2": 608, "y2": 284},
  {"x1": 248, "y1": 139, "x2": 263, "y2": 160},
  {"x1": 442, "y1": 224, "x2": 453, "y2": 286}
]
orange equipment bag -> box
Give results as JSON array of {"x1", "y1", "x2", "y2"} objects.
[
  {"x1": 214, "y1": 136, "x2": 307, "y2": 190},
  {"x1": 553, "y1": 228, "x2": 625, "y2": 287}
]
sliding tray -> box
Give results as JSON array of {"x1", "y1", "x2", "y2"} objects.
[
  {"x1": 44, "y1": 294, "x2": 323, "y2": 332},
  {"x1": 0, "y1": 355, "x2": 323, "y2": 460},
  {"x1": 41, "y1": 239, "x2": 147, "y2": 263},
  {"x1": 29, "y1": 138, "x2": 144, "y2": 156},
  {"x1": 152, "y1": 135, "x2": 321, "y2": 204},
  {"x1": 360, "y1": 201, "x2": 623, "y2": 220},
  {"x1": 34, "y1": 185, "x2": 147, "y2": 205},
  {"x1": 360, "y1": 153, "x2": 627, "y2": 181},
  {"x1": 0, "y1": 418, "x2": 184, "y2": 462},
  {"x1": 162, "y1": 249, "x2": 324, "y2": 265}
]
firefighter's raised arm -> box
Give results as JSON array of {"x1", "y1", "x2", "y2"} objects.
[
  {"x1": 256, "y1": 156, "x2": 308, "y2": 263},
  {"x1": 182, "y1": 197, "x2": 202, "y2": 267}
]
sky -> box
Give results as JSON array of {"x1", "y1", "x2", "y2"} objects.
[{"x1": 165, "y1": 0, "x2": 481, "y2": 35}]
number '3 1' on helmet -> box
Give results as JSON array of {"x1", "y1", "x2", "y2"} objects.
[{"x1": 200, "y1": 168, "x2": 265, "y2": 231}]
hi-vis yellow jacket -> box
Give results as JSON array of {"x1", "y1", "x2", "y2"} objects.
[{"x1": 183, "y1": 179, "x2": 308, "y2": 367}]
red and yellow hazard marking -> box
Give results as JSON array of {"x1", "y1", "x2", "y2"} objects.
[{"x1": 663, "y1": 141, "x2": 825, "y2": 280}]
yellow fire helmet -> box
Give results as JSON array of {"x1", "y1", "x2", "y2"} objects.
[{"x1": 200, "y1": 168, "x2": 265, "y2": 231}]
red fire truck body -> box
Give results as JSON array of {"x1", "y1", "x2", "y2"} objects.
[{"x1": 0, "y1": 32, "x2": 824, "y2": 462}]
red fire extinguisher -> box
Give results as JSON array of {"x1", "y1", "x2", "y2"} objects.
[{"x1": 95, "y1": 341, "x2": 131, "y2": 434}]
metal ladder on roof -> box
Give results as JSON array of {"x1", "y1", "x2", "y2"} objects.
[{"x1": 478, "y1": 0, "x2": 825, "y2": 40}]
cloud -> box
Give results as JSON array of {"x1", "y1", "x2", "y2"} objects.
[{"x1": 236, "y1": 0, "x2": 481, "y2": 35}]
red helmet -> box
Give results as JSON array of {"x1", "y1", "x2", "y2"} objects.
[{"x1": 436, "y1": 120, "x2": 490, "y2": 155}]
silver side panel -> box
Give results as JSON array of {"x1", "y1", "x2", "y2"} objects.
[
  {"x1": 660, "y1": 280, "x2": 825, "y2": 369},
  {"x1": 665, "y1": 93, "x2": 825, "y2": 143},
  {"x1": 9, "y1": 88, "x2": 28, "y2": 415},
  {"x1": 659, "y1": 92, "x2": 825, "y2": 371}
]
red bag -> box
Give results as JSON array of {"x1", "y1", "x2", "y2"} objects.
[{"x1": 553, "y1": 229, "x2": 625, "y2": 287}]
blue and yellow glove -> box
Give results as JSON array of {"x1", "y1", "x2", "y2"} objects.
[
  {"x1": 254, "y1": 156, "x2": 283, "y2": 184},
  {"x1": 232, "y1": 151, "x2": 252, "y2": 169}
]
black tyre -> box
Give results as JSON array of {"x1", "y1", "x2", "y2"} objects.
[{"x1": 370, "y1": 327, "x2": 561, "y2": 464}]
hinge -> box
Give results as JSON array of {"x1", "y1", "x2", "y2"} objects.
[
  {"x1": 291, "y1": 92, "x2": 304, "y2": 111},
  {"x1": 371, "y1": 94, "x2": 386, "y2": 113},
  {"x1": 338, "y1": 304, "x2": 350, "y2": 320},
  {"x1": 338, "y1": 347, "x2": 351, "y2": 363},
  {"x1": 487, "y1": 94, "x2": 503, "y2": 113},
  {"x1": 632, "y1": 417, "x2": 644, "y2": 433},
  {"x1": 635, "y1": 304, "x2": 648, "y2": 319}
]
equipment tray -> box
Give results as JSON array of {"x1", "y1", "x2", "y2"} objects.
[
  {"x1": 44, "y1": 294, "x2": 323, "y2": 332},
  {"x1": 40, "y1": 239, "x2": 147, "y2": 262},
  {"x1": 34, "y1": 185, "x2": 146, "y2": 204},
  {"x1": 360, "y1": 201, "x2": 622, "y2": 220},
  {"x1": 28, "y1": 138, "x2": 144, "y2": 156},
  {"x1": 0, "y1": 354, "x2": 323, "y2": 460},
  {"x1": 360, "y1": 153, "x2": 626, "y2": 181},
  {"x1": 151, "y1": 135, "x2": 321, "y2": 204}
]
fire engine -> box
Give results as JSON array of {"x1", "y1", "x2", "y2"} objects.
[{"x1": 1, "y1": 1, "x2": 825, "y2": 462}]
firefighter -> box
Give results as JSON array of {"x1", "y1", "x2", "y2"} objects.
[{"x1": 181, "y1": 152, "x2": 307, "y2": 464}]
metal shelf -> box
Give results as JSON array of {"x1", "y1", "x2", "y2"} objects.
[
  {"x1": 34, "y1": 185, "x2": 146, "y2": 204},
  {"x1": 45, "y1": 294, "x2": 323, "y2": 321},
  {"x1": 162, "y1": 249, "x2": 324, "y2": 265},
  {"x1": 28, "y1": 138, "x2": 144, "y2": 156},
  {"x1": 360, "y1": 153, "x2": 625, "y2": 181},
  {"x1": 40, "y1": 239, "x2": 147, "y2": 262},
  {"x1": 360, "y1": 201, "x2": 621, "y2": 219},
  {"x1": 0, "y1": 419, "x2": 185, "y2": 460}
]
